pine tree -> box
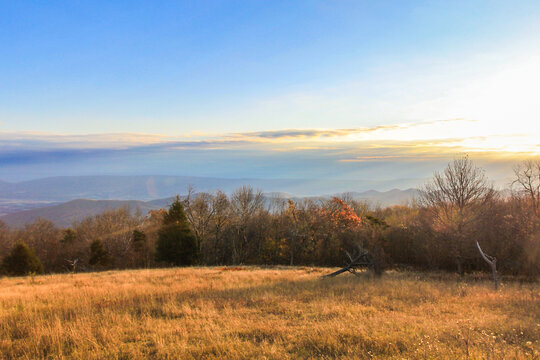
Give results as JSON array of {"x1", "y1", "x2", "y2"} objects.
[
  {"x1": 132, "y1": 229, "x2": 150, "y2": 267},
  {"x1": 132, "y1": 230, "x2": 147, "y2": 253},
  {"x1": 89, "y1": 239, "x2": 109, "y2": 267},
  {"x1": 155, "y1": 196, "x2": 198, "y2": 266},
  {"x1": 162, "y1": 195, "x2": 190, "y2": 225},
  {"x1": 1, "y1": 242, "x2": 44, "y2": 276}
]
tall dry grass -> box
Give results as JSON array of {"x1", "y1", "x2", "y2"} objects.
[{"x1": 0, "y1": 267, "x2": 538, "y2": 359}]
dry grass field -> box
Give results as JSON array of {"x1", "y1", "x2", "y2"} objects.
[{"x1": 0, "y1": 267, "x2": 538, "y2": 359}]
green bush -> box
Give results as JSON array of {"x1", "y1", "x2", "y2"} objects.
[{"x1": 1, "y1": 242, "x2": 44, "y2": 276}]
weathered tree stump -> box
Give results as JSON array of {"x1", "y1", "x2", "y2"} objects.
[{"x1": 477, "y1": 241, "x2": 499, "y2": 290}]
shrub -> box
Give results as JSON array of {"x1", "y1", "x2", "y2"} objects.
[{"x1": 1, "y1": 242, "x2": 44, "y2": 276}]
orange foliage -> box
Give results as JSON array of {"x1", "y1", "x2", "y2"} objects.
[{"x1": 321, "y1": 197, "x2": 362, "y2": 229}]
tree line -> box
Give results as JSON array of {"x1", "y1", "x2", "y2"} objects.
[{"x1": 1, "y1": 157, "x2": 539, "y2": 278}]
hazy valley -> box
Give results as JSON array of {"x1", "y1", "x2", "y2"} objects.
[{"x1": 0, "y1": 175, "x2": 419, "y2": 227}]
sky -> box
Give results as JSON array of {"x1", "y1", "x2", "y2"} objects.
[{"x1": 1, "y1": 1, "x2": 539, "y2": 185}]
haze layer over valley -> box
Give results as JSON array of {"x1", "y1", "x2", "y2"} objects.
[{"x1": 0, "y1": 175, "x2": 419, "y2": 227}]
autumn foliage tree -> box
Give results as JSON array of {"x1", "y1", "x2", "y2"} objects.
[{"x1": 316, "y1": 197, "x2": 363, "y2": 265}]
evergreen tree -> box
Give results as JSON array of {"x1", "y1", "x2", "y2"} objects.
[
  {"x1": 62, "y1": 228, "x2": 77, "y2": 244},
  {"x1": 132, "y1": 229, "x2": 150, "y2": 267},
  {"x1": 162, "y1": 195, "x2": 189, "y2": 225},
  {"x1": 155, "y1": 196, "x2": 198, "y2": 266},
  {"x1": 89, "y1": 239, "x2": 109, "y2": 267},
  {"x1": 132, "y1": 230, "x2": 147, "y2": 252},
  {"x1": 1, "y1": 242, "x2": 44, "y2": 276}
]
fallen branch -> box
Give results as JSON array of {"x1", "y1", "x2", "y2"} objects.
[{"x1": 324, "y1": 244, "x2": 375, "y2": 278}]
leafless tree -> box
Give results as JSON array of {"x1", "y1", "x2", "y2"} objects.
[
  {"x1": 230, "y1": 186, "x2": 264, "y2": 264},
  {"x1": 512, "y1": 160, "x2": 540, "y2": 215},
  {"x1": 209, "y1": 191, "x2": 231, "y2": 264},
  {"x1": 184, "y1": 187, "x2": 216, "y2": 255},
  {"x1": 287, "y1": 200, "x2": 299, "y2": 266},
  {"x1": 74, "y1": 207, "x2": 142, "y2": 268},
  {"x1": 419, "y1": 155, "x2": 495, "y2": 275},
  {"x1": 0, "y1": 220, "x2": 13, "y2": 258},
  {"x1": 15, "y1": 219, "x2": 62, "y2": 271}
]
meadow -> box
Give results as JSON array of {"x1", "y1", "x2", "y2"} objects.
[{"x1": 0, "y1": 267, "x2": 538, "y2": 359}]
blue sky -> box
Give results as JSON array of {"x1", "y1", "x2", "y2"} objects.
[{"x1": 1, "y1": 1, "x2": 539, "y2": 184}]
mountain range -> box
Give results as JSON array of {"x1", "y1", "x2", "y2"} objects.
[
  {"x1": 0, "y1": 175, "x2": 424, "y2": 201},
  {"x1": 0, "y1": 191, "x2": 418, "y2": 228},
  {"x1": 0, "y1": 175, "x2": 420, "y2": 227}
]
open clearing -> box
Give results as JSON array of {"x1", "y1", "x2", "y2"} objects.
[{"x1": 0, "y1": 267, "x2": 538, "y2": 359}]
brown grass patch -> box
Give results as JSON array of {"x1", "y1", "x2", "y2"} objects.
[
  {"x1": 216, "y1": 266, "x2": 246, "y2": 271},
  {"x1": 0, "y1": 267, "x2": 538, "y2": 359}
]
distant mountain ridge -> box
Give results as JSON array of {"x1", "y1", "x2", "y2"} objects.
[
  {"x1": 0, "y1": 189, "x2": 419, "y2": 228},
  {"x1": 0, "y1": 175, "x2": 423, "y2": 201},
  {"x1": 343, "y1": 188, "x2": 418, "y2": 206},
  {"x1": 0, "y1": 199, "x2": 168, "y2": 228},
  {"x1": 0, "y1": 175, "x2": 424, "y2": 216}
]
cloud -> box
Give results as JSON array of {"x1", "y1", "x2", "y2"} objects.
[
  {"x1": 0, "y1": 131, "x2": 170, "y2": 149},
  {"x1": 0, "y1": 120, "x2": 537, "y2": 184},
  {"x1": 0, "y1": 118, "x2": 536, "y2": 158},
  {"x1": 230, "y1": 119, "x2": 474, "y2": 141}
]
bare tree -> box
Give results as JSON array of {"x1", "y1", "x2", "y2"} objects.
[
  {"x1": 230, "y1": 186, "x2": 264, "y2": 264},
  {"x1": 74, "y1": 207, "x2": 142, "y2": 268},
  {"x1": 0, "y1": 220, "x2": 12, "y2": 257},
  {"x1": 16, "y1": 219, "x2": 62, "y2": 271},
  {"x1": 287, "y1": 200, "x2": 299, "y2": 266},
  {"x1": 184, "y1": 187, "x2": 216, "y2": 256},
  {"x1": 512, "y1": 160, "x2": 540, "y2": 215},
  {"x1": 209, "y1": 191, "x2": 231, "y2": 264},
  {"x1": 419, "y1": 155, "x2": 495, "y2": 275}
]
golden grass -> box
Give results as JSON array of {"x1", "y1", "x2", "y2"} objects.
[{"x1": 0, "y1": 267, "x2": 538, "y2": 359}]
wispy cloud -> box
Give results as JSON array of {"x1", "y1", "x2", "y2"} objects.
[
  {"x1": 228, "y1": 119, "x2": 474, "y2": 141},
  {"x1": 0, "y1": 118, "x2": 536, "y2": 157},
  {"x1": 0, "y1": 118, "x2": 474, "y2": 149},
  {"x1": 0, "y1": 131, "x2": 170, "y2": 149},
  {"x1": 1, "y1": 119, "x2": 537, "y2": 183}
]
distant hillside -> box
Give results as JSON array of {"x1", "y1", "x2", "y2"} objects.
[
  {"x1": 0, "y1": 189, "x2": 418, "y2": 228},
  {"x1": 0, "y1": 199, "x2": 59, "y2": 217},
  {"x1": 345, "y1": 188, "x2": 419, "y2": 207},
  {"x1": 0, "y1": 199, "x2": 168, "y2": 228},
  {"x1": 0, "y1": 175, "x2": 424, "y2": 201}
]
